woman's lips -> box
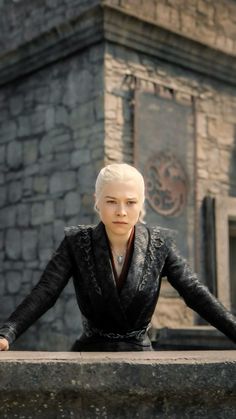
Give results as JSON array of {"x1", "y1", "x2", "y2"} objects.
[{"x1": 112, "y1": 221, "x2": 128, "y2": 224}]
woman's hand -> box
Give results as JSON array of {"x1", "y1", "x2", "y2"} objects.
[{"x1": 0, "y1": 338, "x2": 9, "y2": 351}]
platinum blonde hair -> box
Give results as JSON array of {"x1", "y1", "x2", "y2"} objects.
[{"x1": 95, "y1": 163, "x2": 146, "y2": 223}]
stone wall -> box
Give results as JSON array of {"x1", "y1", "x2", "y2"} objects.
[
  {"x1": 0, "y1": 0, "x2": 100, "y2": 55},
  {"x1": 0, "y1": 43, "x2": 104, "y2": 350},
  {"x1": 104, "y1": 41, "x2": 236, "y2": 328}
]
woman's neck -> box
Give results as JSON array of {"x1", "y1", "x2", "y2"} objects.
[{"x1": 105, "y1": 226, "x2": 133, "y2": 252}]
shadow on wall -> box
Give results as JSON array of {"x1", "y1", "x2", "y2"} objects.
[{"x1": 229, "y1": 125, "x2": 236, "y2": 197}]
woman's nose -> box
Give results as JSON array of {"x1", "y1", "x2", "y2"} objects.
[{"x1": 116, "y1": 204, "x2": 127, "y2": 216}]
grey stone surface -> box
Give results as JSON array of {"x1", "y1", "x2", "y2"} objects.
[
  {"x1": 55, "y1": 106, "x2": 69, "y2": 126},
  {"x1": 39, "y1": 224, "x2": 53, "y2": 249},
  {"x1": 45, "y1": 107, "x2": 55, "y2": 131},
  {"x1": 71, "y1": 149, "x2": 90, "y2": 167},
  {"x1": 5, "y1": 228, "x2": 21, "y2": 260},
  {"x1": 55, "y1": 199, "x2": 65, "y2": 217},
  {"x1": 22, "y1": 230, "x2": 38, "y2": 261},
  {"x1": 16, "y1": 203, "x2": 30, "y2": 227},
  {"x1": 53, "y1": 219, "x2": 65, "y2": 244},
  {"x1": 8, "y1": 181, "x2": 22, "y2": 203},
  {"x1": 10, "y1": 95, "x2": 24, "y2": 116},
  {"x1": 0, "y1": 351, "x2": 236, "y2": 418},
  {"x1": 33, "y1": 176, "x2": 48, "y2": 194},
  {"x1": 22, "y1": 269, "x2": 33, "y2": 285},
  {"x1": 0, "y1": 206, "x2": 16, "y2": 228},
  {"x1": 23, "y1": 139, "x2": 38, "y2": 165},
  {"x1": 0, "y1": 145, "x2": 5, "y2": 163},
  {"x1": 0, "y1": 273, "x2": 5, "y2": 294},
  {"x1": 39, "y1": 247, "x2": 53, "y2": 263},
  {"x1": 0, "y1": 121, "x2": 17, "y2": 143},
  {"x1": 31, "y1": 202, "x2": 45, "y2": 226},
  {"x1": 49, "y1": 171, "x2": 76, "y2": 194},
  {"x1": 5, "y1": 271, "x2": 22, "y2": 294},
  {"x1": 64, "y1": 191, "x2": 81, "y2": 216},
  {"x1": 7, "y1": 141, "x2": 22, "y2": 169},
  {"x1": 18, "y1": 116, "x2": 31, "y2": 138},
  {"x1": 0, "y1": 231, "x2": 3, "y2": 250},
  {"x1": 0, "y1": 186, "x2": 6, "y2": 208},
  {"x1": 0, "y1": 296, "x2": 15, "y2": 319},
  {"x1": 44, "y1": 200, "x2": 55, "y2": 223}
]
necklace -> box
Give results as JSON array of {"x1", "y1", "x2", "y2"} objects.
[{"x1": 111, "y1": 248, "x2": 126, "y2": 265}]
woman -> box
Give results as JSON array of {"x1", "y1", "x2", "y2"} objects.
[{"x1": 0, "y1": 163, "x2": 236, "y2": 351}]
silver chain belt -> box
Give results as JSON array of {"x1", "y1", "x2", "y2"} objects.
[{"x1": 83, "y1": 320, "x2": 150, "y2": 341}]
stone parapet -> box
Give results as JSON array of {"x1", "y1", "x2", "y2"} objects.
[{"x1": 0, "y1": 351, "x2": 236, "y2": 418}]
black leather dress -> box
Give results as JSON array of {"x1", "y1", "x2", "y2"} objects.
[{"x1": 0, "y1": 222, "x2": 236, "y2": 350}]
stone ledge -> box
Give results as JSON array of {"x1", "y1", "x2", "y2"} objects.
[{"x1": 0, "y1": 351, "x2": 236, "y2": 418}]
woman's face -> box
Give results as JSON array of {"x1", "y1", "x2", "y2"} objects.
[{"x1": 96, "y1": 180, "x2": 143, "y2": 237}]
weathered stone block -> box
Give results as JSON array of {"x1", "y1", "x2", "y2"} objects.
[
  {"x1": 0, "y1": 273, "x2": 5, "y2": 297},
  {"x1": 5, "y1": 229, "x2": 21, "y2": 260},
  {"x1": 6, "y1": 271, "x2": 22, "y2": 294},
  {"x1": 17, "y1": 203, "x2": 30, "y2": 227},
  {"x1": 9, "y1": 95, "x2": 24, "y2": 117},
  {"x1": 22, "y1": 230, "x2": 38, "y2": 261},
  {"x1": 18, "y1": 116, "x2": 32, "y2": 138},
  {"x1": 23, "y1": 177, "x2": 33, "y2": 197},
  {"x1": 0, "y1": 186, "x2": 6, "y2": 208},
  {"x1": 22, "y1": 269, "x2": 33, "y2": 285},
  {"x1": 23, "y1": 140, "x2": 38, "y2": 165},
  {"x1": 45, "y1": 107, "x2": 55, "y2": 131},
  {"x1": 55, "y1": 106, "x2": 69, "y2": 126},
  {"x1": 39, "y1": 224, "x2": 53, "y2": 249},
  {"x1": 49, "y1": 171, "x2": 76, "y2": 194},
  {"x1": 39, "y1": 247, "x2": 53, "y2": 263},
  {"x1": 77, "y1": 164, "x2": 96, "y2": 193},
  {"x1": 70, "y1": 101, "x2": 95, "y2": 129},
  {"x1": 0, "y1": 121, "x2": 17, "y2": 143},
  {"x1": 33, "y1": 176, "x2": 48, "y2": 194},
  {"x1": 0, "y1": 206, "x2": 16, "y2": 229},
  {"x1": 44, "y1": 200, "x2": 55, "y2": 223},
  {"x1": 0, "y1": 231, "x2": 3, "y2": 250},
  {"x1": 7, "y1": 141, "x2": 23, "y2": 169},
  {"x1": 8, "y1": 181, "x2": 22, "y2": 203},
  {"x1": 40, "y1": 130, "x2": 71, "y2": 156},
  {"x1": 0, "y1": 145, "x2": 5, "y2": 164},
  {"x1": 31, "y1": 202, "x2": 45, "y2": 226},
  {"x1": 64, "y1": 191, "x2": 81, "y2": 216},
  {"x1": 55, "y1": 199, "x2": 65, "y2": 217},
  {"x1": 53, "y1": 219, "x2": 65, "y2": 244},
  {"x1": 0, "y1": 296, "x2": 15, "y2": 319},
  {"x1": 63, "y1": 69, "x2": 94, "y2": 107},
  {"x1": 71, "y1": 149, "x2": 90, "y2": 167}
]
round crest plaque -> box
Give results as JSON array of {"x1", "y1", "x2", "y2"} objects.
[{"x1": 145, "y1": 152, "x2": 188, "y2": 217}]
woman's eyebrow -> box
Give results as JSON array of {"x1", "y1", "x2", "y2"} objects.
[{"x1": 105, "y1": 195, "x2": 138, "y2": 200}]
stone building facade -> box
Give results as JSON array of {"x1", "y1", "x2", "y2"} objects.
[{"x1": 0, "y1": 0, "x2": 236, "y2": 350}]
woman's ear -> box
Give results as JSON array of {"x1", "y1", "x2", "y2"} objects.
[{"x1": 94, "y1": 194, "x2": 99, "y2": 212}]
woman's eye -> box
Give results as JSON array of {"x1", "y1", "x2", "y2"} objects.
[
  {"x1": 107, "y1": 200, "x2": 115, "y2": 204},
  {"x1": 127, "y1": 201, "x2": 136, "y2": 205}
]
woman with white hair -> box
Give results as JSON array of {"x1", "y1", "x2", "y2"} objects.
[{"x1": 0, "y1": 163, "x2": 236, "y2": 351}]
